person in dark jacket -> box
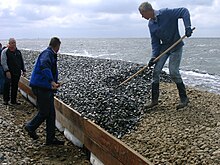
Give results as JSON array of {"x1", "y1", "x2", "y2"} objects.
[
  {"x1": 25, "y1": 37, "x2": 64, "y2": 145},
  {"x1": 1, "y1": 38, "x2": 26, "y2": 105},
  {"x1": 138, "y1": 2, "x2": 193, "y2": 110}
]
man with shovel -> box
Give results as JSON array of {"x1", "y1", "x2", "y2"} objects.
[{"x1": 138, "y1": 2, "x2": 193, "y2": 109}]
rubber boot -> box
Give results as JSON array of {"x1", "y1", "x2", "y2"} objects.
[
  {"x1": 145, "y1": 83, "x2": 159, "y2": 108},
  {"x1": 176, "y1": 82, "x2": 189, "y2": 109}
]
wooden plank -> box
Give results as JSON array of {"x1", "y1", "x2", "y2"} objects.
[
  {"x1": 19, "y1": 76, "x2": 30, "y2": 86},
  {"x1": 55, "y1": 106, "x2": 84, "y2": 142},
  {"x1": 54, "y1": 98, "x2": 84, "y2": 142},
  {"x1": 18, "y1": 81, "x2": 36, "y2": 99},
  {"x1": 84, "y1": 134, "x2": 123, "y2": 165},
  {"x1": 84, "y1": 120, "x2": 152, "y2": 165},
  {"x1": 18, "y1": 76, "x2": 36, "y2": 99}
]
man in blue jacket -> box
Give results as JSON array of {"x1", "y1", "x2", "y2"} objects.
[
  {"x1": 138, "y1": 2, "x2": 193, "y2": 110},
  {"x1": 25, "y1": 37, "x2": 64, "y2": 145}
]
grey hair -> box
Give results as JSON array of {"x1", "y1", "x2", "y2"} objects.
[
  {"x1": 138, "y1": 2, "x2": 153, "y2": 12},
  {"x1": 8, "y1": 38, "x2": 16, "y2": 44}
]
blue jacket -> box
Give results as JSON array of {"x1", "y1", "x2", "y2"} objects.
[
  {"x1": 30, "y1": 47, "x2": 58, "y2": 89},
  {"x1": 149, "y1": 8, "x2": 191, "y2": 57}
]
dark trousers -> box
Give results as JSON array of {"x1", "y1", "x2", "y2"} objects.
[
  {"x1": 26, "y1": 87, "x2": 56, "y2": 142},
  {"x1": 3, "y1": 75, "x2": 20, "y2": 103}
]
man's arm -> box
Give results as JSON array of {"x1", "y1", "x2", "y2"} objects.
[
  {"x1": 1, "y1": 48, "x2": 9, "y2": 72},
  {"x1": 39, "y1": 52, "x2": 54, "y2": 83},
  {"x1": 171, "y1": 7, "x2": 191, "y2": 29},
  {"x1": 20, "y1": 51, "x2": 26, "y2": 72},
  {"x1": 19, "y1": 51, "x2": 27, "y2": 76},
  {"x1": 150, "y1": 31, "x2": 161, "y2": 58}
]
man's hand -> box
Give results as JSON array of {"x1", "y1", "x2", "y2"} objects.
[
  {"x1": 148, "y1": 57, "x2": 156, "y2": 67},
  {"x1": 51, "y1": 81, "x2": 60, "y2": 90},
  {"x1": 185, "y1": 27, "x2": 193, "y2": 37},
  {"x1": 6, "y1": 71, "x2": 11, "y2": 79},
  {"x1": 22, "y1": 71, "x2": 26, "y2": 77}
]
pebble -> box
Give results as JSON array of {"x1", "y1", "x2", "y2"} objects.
[{"x1": 213, "y1": 150, "x2": 220, "y2": 155}]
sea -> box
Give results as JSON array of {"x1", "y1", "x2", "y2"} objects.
[{"x1": 1, "y1": 38, "x2": 220, "y2": 94}]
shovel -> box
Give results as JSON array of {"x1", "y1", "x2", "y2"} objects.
[{"x1": 118, "y1": 27, "x2": 195, "y2": 87}]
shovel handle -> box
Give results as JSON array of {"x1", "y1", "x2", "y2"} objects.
[
  {"x1": 119, "y1": 27, "x2": 196, "y2": 86},
  {"x1": 153, "y1": 27, "x2": 196, "y2": 63}
]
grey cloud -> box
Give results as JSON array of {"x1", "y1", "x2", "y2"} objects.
[
  {"x1": 150, "y1": 0, "x2": 214, "y2": 8},
  {"x1": 63, "y1": 0, "x2": 141, "y2": 14},
  {"x1": 92, "y1": 1, "x2": 140, "y2": 14},
  {"x1": 0, "y1": 0, "x2": 219, "y2": 39},
  {"x1": 15, "y1": 6, "x2": 50, "y2": 21},
  {"x1": 187, "y1": 0, "x2": 214, "y2": 6},
  {"x1": 20, "y1": 0, "x2": 63, "y2": 6}
]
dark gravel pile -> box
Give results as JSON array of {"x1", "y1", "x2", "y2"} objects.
[{"x1": 22, "y1": 50, "x2": 172, "y2": 138}]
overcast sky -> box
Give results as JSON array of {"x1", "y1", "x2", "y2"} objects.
[{"x1": 0, "y1": 0, "x2": 219, "y2": 39}]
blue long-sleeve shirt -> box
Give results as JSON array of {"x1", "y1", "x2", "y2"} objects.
[{"x1": 149, "y1": 7, "x2": 191, "y2": 57}]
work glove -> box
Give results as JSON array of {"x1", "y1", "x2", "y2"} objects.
[
  {"x1": 148, "y1": 57, "x2": 156, "y2": 67},
  {"x1": 185, "y1": 27, "x2": 193, "y2": 37}
]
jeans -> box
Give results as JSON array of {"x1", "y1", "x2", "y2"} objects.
[
  {"x1": 26, "y1": 87, "x2": 55, "y2": 141},
  {"x1": 152, "y1": 47, "x2": 183, "y2": 84}
]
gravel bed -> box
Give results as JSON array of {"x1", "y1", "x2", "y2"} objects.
[{"x1": 122, "y1": 83, "x2": 220, "y2": 165}]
